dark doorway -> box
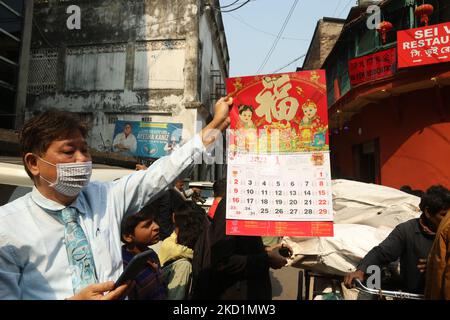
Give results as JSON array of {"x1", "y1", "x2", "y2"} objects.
[{"x1": 352, "y1": 139, "x2": 380, "y2": 184}]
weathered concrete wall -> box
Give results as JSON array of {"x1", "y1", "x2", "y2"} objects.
[
  {"x1": 31, "y1": 0, "x2": 196, "y2": 45},
  {"x1": 25, "y1": 0, "x2": 228, "y2": 181},
  {"x1": 27, "y1": 0, "x2": 201, "y2": 150},
  {"x1": 319, "y1": 20, "x2": 344, "y2": 68},
  {"x1": 29, "y1": 0, "x2": 199, "y2": 98},
  {"x1": 25, "y1": 89, "x2": 187, "y2": 149},
  {"x1": 303, "y1": 19, "x2": 344, "y2": 70},
  {"x1": 303, "y1": 28, "x2": 321, "y2": 70}
]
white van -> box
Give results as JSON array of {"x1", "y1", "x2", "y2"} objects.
[{"x1": 0, "y1": 159, "x2": 134, "y2": 206}]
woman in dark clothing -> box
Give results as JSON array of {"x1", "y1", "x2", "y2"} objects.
[{"x1": 204, "y1": 198, "x2": 287, "y2": 300}]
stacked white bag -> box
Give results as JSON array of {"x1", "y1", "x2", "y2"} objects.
[{"x1": 284, "y1": 179, "x2": 421, "y2": 275}]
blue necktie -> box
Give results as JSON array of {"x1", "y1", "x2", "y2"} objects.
[{"x1": 61, "y1": 207, "x2": 98, "y2": 293}]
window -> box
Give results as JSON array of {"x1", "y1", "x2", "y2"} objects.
[
  {"x1": 347, "y1": 36, "x2": 356, "y2": 60},
  {"x1": 133, "y1": 40, "x2": 186, "y2": 90},
  {"x1": 0, "y1": 2, "x2": 22, "y2": 82},
  {"x1": 326, "y1": 61, "x2": 339, "y2": 106},
  {"x1": 0, "y1": 58, "x2": 18, "y2": 88},
  {"x1": 0, "y1": 0, "x2": 23, "y2": 129},
  {"x1": 0, "y1": 86, "x2": 16, "y2": 128},
  {"x1": 2, "y1": 0, "x2": 24, "y2": 14},
  {"x1": 440, "y1": 0, "x2": 450, "y2": 22},
  {"x1": 336, "y1": 51, "x2": 350, "y2": 96},
  {"x1": 27, "y1": 49, "x2": 58, "y2": 95},
  {"x1": 382, "y1": 8, "x2": 410, "y2": 44},
  {"x1": 0, "y1": 3, "x2": 23, "y2": 63},
  {"x1": 65, "y1": 45, "x2": 126, "y2": 91},
  {"x1": 357, "y1": 28, "x2": 377, "y2": 56}
]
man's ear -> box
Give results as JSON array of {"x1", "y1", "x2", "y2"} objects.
[
  {"x1": 24, "y1": 153, "x2": 40, "y2": 178},
  {"x1": 122, "y1": 234, "x2": 134, "y2": 244},
  {"x1": 423, "y1": 208, "x2": 431, "y2": 219}
]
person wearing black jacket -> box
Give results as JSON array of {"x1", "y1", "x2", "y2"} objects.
[
  {"x1": 344, "y1": 185, "x2": 450, "y2": 294},
  {"x1": 194, "y1": 197, "x2": 287, "y2": 300}
]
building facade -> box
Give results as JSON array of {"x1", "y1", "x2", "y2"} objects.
[
  {"x1": 322, "y1": 0, "x2": 450, "y2": 190},
  {"x1": 25, "y1": 0, "x2": 229, "y2": 180},
  {"x1": 302, "y1": 17, "x2": 345, "y2": 71}
]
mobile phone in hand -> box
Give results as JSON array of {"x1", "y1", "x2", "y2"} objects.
[{"x1": 114, "y1": 249, "x2": 155, "y2": 288}]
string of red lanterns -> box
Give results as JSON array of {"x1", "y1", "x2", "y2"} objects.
[
  {"x1": 415, "y1": 3, "x2": 434, "y2": 26},
  {"x1": 377, "y1": 21, "x2": 393, "y2": 45},
  {"x1": 375, "y1": 3, "x2": 434, "y2": 45}
]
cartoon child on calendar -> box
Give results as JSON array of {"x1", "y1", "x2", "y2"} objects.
[
  {"x1": 297, "y1": 99, "x2": 328, "y2": 149},
  {"x1": 234, "y1": 105, "x2": 257, "y2": 153},
  {"x1": 236, "y1": 105, "x2": 256, "y2": 130}
]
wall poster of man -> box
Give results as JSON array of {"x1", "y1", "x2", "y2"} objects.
[{"x1": 112, "y1": 121, "x2": 183, "y2": 158}]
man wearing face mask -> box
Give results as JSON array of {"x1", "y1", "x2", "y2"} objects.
[{"x1": 0, "y1": 97, "x2": 232, "y2": 300}]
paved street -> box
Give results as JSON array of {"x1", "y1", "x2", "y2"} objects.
[{"x1": 271, "y1": 266, "x2": 300, "y2": 300}]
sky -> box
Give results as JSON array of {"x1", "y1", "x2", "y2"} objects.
[{"x1": 218, "y1": 0, "x2": 356, "y2": 77}]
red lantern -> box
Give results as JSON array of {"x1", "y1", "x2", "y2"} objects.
[
  {"x1": 415, "y1": 4, "x2": 434, "y2": 26},
  {"x1": 377, "y1": 21, "x2": 393, "y2": 45}
]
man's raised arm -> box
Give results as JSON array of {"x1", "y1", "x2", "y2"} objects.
[{"x1": 108, "y1": 97, "x2": 233, "y2": 219}]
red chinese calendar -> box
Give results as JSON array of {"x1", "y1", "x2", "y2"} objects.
[{"x1": 225, "y1": 70, "x2": 333, "y2": 237}]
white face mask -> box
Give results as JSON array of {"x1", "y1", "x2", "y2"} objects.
[{"x1": 37, "y1": 157, "x2": 92, "y2": 197}]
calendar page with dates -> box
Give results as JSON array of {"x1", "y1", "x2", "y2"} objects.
[{"x1": 225, "y1": 70, "x2": 334, "y2": 237}]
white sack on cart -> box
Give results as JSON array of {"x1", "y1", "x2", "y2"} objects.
[
  {"x1": 284, "y1": 224, "x2": 392, "y2": 275},
  {"x1": 332, "y1": 180, "x2": 421, "y2": 228},
  {"x1": 283, "y1": 180, "x2": 422, "y2": 275}
]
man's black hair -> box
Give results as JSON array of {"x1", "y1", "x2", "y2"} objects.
[
  {"x1": 213, "y1": 179, "x2": 226, "y2": 198},
  {"x1": 120, "y1": 202, "x2": 158, "y2": 243},
  {"x1": 174, "y1": 202, "x2": 207, "y2": 250},
  {"x1": 419, "y1": 185, "x2": 450, "y2": 216},
  {"x1": 19, "y1": 110, "x2": 89, "y2": 179},
  {"x1": 400, "y1": 185, "x2": 413, "y2": 194},
  {"x1": 400, "y1": 185, "x2": 424, "y2": 198},
  {"x1": 411, "y1": 189, "x2": 425, "y2": 198}
]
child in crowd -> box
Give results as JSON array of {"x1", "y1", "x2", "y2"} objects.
[{"x1": 121, "y1": 204, "x2": 167, "y2": 300}]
